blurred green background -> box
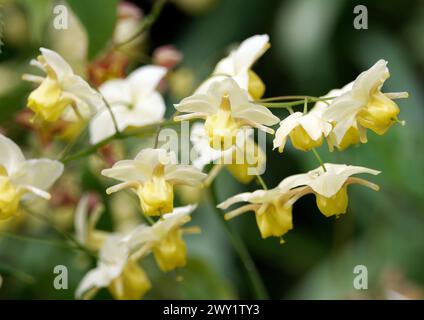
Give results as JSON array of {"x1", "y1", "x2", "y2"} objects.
[{"x1": 0, "y1": 0, "x2": 423, "y2": 299}]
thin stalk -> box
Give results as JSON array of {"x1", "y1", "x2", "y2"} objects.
[
  {"x1": 311, "y1": 148, "x2": 326, "y2": 172},
  {"x1": 0, "y1": 263, "x2": 35, "y2": 284},
  {"x1": 256, "y1": 95, "x2": 317, "y2": 102},
  {"x1": 256, "y1": 175, "x2": 268, "y2": 190},
  {"x1": 58, "y1": 121, "x2": 89, "y2": 161},
  {"x1": 209, "y1": 183, "x2": 268, "y2": 299},
  {"x1": 255, "y1": 95, "x2": 336, "y2": 103},
  {"x1": 257, "y1": 96, "x2": 335, "y2": 108},
  {"x1": 153, "y1": 125, "x2": 162, "y2": 148},
  {"x1": 61, "y1": 119, "x2": 178, "y2": 164},
  {"x1": 0, "y1": 231, "x2": 71, "y2": 249},
  {"x1": 97, "y1": 90, "x2": 120, "y2": 136},
  {"x1": 113, "y1": 0, "x2": 167, "y2": 49},
  {"x1": 23, "y1": 206, "x2": 96, "y2": 259}
]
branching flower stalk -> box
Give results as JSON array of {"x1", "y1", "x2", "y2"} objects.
[{"x1": 208, "y1": 182, "x2": 269, "y2": 299}]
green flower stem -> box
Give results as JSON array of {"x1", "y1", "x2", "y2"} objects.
[
  {"x1": 0, "y1": 231, "x2": 71, "y2": 249},
  {"x1": 23, "y1": 206, "x2": 96, "y2": 259},
  {"x1": 58, "y1": 120, "x2": 90, "y2": 161},
  {"x1": 256, "y1": 175, "x2": 268, "y2": 190},
  {"x1": 98, "y1": 91, "x2": 121, "y2": 136},
  {"x1": 256, "y1": 95, "x2": 322, "y2": 102},
  {"x1": 113, "y1": 0, "x2": 167, "y2": 49},
  {"x1": 257, "y1": 96, "x2": 335, "y2": 108},
  {"x1": 0, "y1": 263, "x2": 35, "y2": 284},
  {"x1": 209, "y1": 182, "x2": 269, "y2": 299},
  {"x1": 61, "y1": 119, "x2": 178, "y2": 164},
  {"x1": 311, "y1": 147, "x2": 327, "y2": 172}
]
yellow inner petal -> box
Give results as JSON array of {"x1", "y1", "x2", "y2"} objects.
[
  {"x1": 248, "y1": 70, "x2": 265, "y2": 100},
  {"x1": 152, "y1": 229, "x2": 187, "y2": 272},
  {"x1": 255, "y1": 203, "x2": 293, "y2": 239},
  {"x1": 336, "y1": 126, "x2": 360, "y2": 151},
  {"x1": 357, "y1": 92, "x2": 400, "y2": 135},
  {"x1": 204, "y1": 95, "x2": 239, "y2": 151},
  {"x1": 289, "y1": 125, "x2": 323, "y2": 151},
  {"x1": 137, "y1": 175, "x2": 174, "y2": 217},
  {"x1": 226, "y1": 141, "x2": 262, "y2": 184},
  {"x1": 315, "y1": 186, "x2": 348, "y2": 218},
  {"x1": 27, "y1": 77, "x2": 70, "y2": 122},
  {"x1": 108, "y1": 260, "x2": 151, "y2": 300},
  {"x1": 0, "y1": 176, "x2": 21, "y2": 220}
]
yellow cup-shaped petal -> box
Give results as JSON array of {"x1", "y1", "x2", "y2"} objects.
[
  {"x1": 357, "y1": 92, "x2": 400, "y2": 135},
  {"x1": 315, "y1": 186, "x2": 348, "y2": 217},
  {"x1": 226, "y1": 163, "x2": 255, "y2": 184},
  {"x1": 27, "y1": 77, "x2": 70, "y2": 122},
  {"x1": 335, "y1": 126, "x2": 360, "y2": 151},
  {"x1": 108, "y1": 260, "x2": 151, "y2": 300},
  {"x1": 248, "y1": 70, "x2": 265, "y2": 100},
  {"x1": 255, "y1": 203, "x2": 293, "y2": 239},
  {"x1": 137, "y1": 177, "x2": 174, "y2": 216},
  {"x1": 0, "y1": 176, "x2": 21, "y2": 220},
  {"x1": 289, "y1": 125, "x2": 323, "y2": 151},
  {"x1": 204, "y1": 101, "x2": 238, "y2": 151},
  {"x1": 152, "y1": 229, "x2": 187, "y2": 272}
]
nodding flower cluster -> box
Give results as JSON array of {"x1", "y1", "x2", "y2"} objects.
[{"x1": 2, "y1": 33, "x2": 406, "y2": 299}]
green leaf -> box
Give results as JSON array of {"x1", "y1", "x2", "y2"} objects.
[
  {"x1": 66, "y1": 0, "x2": 119, "y2": 60},
  {"x1": 18, "y1": 0, "x2": 53, "y2": 44}
]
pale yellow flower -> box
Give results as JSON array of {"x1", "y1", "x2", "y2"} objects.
[
  {"x1": 0, "y1": 134, "x2": 63, "y2": 220},
  {"x1": 218, "y1": 185, "x2": 302, "y2": 240},
  {"x1": 191, "y1": 123, "x2": 265, "y2": 183},
  {"x1": 196, "y1": 34, "x2": 270, "y2": 99},
  {"x1": 125, "y1": 205, "x2": 199, "y2": 272},
  {"x1": 175, "y1": 78, "x2": 279, "y2": 150},
  {"x1": 218, "y1": 163, "x2": 381, "y2": 239},
  {"x1": 23, "y1": 48, "x2": 101, "y2": 122},
  {"x1": 282, "y1": 163, "x2": 381, "y2": 217},
  {"x1": 75, "y1": 234, "x2": 151, "y2": 300},
  {"x1": 321, "y1": 60, "x2": 408, "y2": 150},
  {"x1": 102, "y1": 148, "x2": 206, "y2": 216},
  {"x1": 273, "y1": 111, "x2": 332, "y2": 153}
]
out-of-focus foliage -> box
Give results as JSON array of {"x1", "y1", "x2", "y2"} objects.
[
  {"x1": 0, "y1": 0, "x2": 423, "y2": 299},
  {"x1": 67, "y1": 0, "x2": 119, "y2": 59}
]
